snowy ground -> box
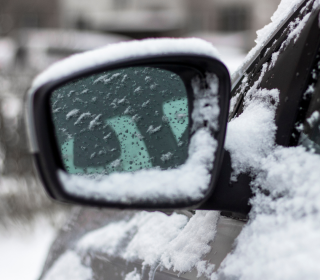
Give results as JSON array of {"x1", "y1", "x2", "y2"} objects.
[{"x1": 0, "y1": 218, "x2": 57, "y2": 280}]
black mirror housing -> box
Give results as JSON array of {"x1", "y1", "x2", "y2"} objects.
[{"x1": 26, "y1": 38, "x2": 230, "y2": 210}]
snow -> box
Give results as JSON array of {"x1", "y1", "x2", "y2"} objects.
[
  {"x1": 192, "y1": 73, "x2": 220, "y2": 132},
  {"x1": 30, "y1": 38, "x2": 220, "y2": 93},
  {"x1": 216, "y1": 146, "x2": 320, "y2": 280},
  {"x1": 74, "y1": 112, "x2": 91, "y2": 125},
  {"x1": 214, "y1": 1, "x2": 320, "y2": 279},
  {"x1": 0, "y1": 219, "x2": 57, "y2": 280},
  {"x1": 255, "y1": 0, "x2": 305, "y2": 46},
  {"x1": 43, "y1": 211, "x2": 219, "y2": 280},
  {"x1": 160, "y1": 211, "x2": 219, "y2": 277},
  {"x1": 88, "y1": 114, "x2": 101, "y2": 130},
  {"x1": 160, "y1": 152, "x2": 173, "y2": 162},
  {"x1": 225, "y1": 87, "x2": 279, "y2": 180},
  {"x1": 231, "y1": 3, "x2": 311, "y2": 109},
  {"x1": 66, "y1": 109, "x2": 79, "y2": 120},
  {"x1": 227, "y1": 0, "x2": 319, "y2": 180},
  {"x1": 60, "y1": 128, "x2": 217, "y2": 203},
  {"x1": 59, "y1": 73, "x2": 220, "y2": 205},
  {"x1": 232, "y1": 0, "x2": 305, "y2": 85},
  {"x1": 125, "y1": 269, "x2": 141, "y2": 280},
  {"x1": 146, "y1": 125, "x2": 162, "y2": 134},
  {"x1": 74, "y1": 211, "x2": 219, "y2": 279},
  {"x1": 77, "y1": 212, "x2": 188, "y2": 262},
  {"x1": 43, "y1": 251, "x2": 92, "y2": 280},
  {"x1": 76, "y1": 212, "x2": 186, "y2": 262},
  {"x1": 266, "y1": 10, "x2": 312, "y2": 71},
  {"x1": 287, "y1": 12, "x2": 311, "y2": 44},
  {"x1": 307, "y1": 111, "x2": 320, "y2": 126}
]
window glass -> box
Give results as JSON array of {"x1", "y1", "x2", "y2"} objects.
[{"x1": 50, "y1": 66, "x2": 189, "y2": 177}]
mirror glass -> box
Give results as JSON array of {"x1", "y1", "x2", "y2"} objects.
[{"x1": 50, "y1": 66, "x2": 189, "y2": 178}]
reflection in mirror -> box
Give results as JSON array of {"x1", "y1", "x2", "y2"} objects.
[{"x1": 50, "y1": 67, "x2": 189, "y2": 178}]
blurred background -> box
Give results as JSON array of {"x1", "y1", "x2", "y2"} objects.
[{"x1": 0, "y1": 0, "x2": 280, "y2": 279}]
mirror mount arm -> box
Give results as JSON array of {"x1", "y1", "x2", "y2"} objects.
[{"x1": 198, "y1": 150, "x2": 253, "y2": 215}]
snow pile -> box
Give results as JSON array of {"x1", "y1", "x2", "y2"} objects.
[
  {"x1": 30, "y1": 38, "x2": 220, "y2": 93},
  {"x1": 215, "y1": 1, "x2": 320, "y2": 278},
  {"x1": 75, "y1": 211, "x2": 218, "y2": 279},
  {"x1": 161, "y1": 211, "x2": 219, "y2": 278},
  {"x1": 77, "y1": 211, "x2": 189, "y2": 265},
  {"x1": 43, "y1": 251, "x2": 92, "y2": 280},
  {"x1": 60, "y1": 73, "x2": 219, "y2": 204},
  {"x1": 226, "y1": 63, "x2": 279, "y2": 179},
  {"x1": 226, "y1": 88, "x2": 279, "y2": 179},
  {"x1": 216, "y1": 146, "x2": 320, "y2": 280},
  {"x1": 43, "y1": 211, "x2": 219, "y2": 280}
]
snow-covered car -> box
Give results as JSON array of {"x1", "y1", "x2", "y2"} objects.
[{"x1": 26, "y1": 0, "x2": 320, "y2": 279}]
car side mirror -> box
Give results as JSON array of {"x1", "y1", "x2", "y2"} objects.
[{"x1": 26, "y1": 38, "x2": 230, "y2": 209}]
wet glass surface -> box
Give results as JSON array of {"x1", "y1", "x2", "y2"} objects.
[{"x1": 50, "y1": 66, "x2": 189, "y2": 176}]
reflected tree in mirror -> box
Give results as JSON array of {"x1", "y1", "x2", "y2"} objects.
[{"x1": 50, "y1": 67, "x2": 189, "y2": 177}]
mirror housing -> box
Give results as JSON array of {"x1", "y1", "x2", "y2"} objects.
[{"x1": 26, "y1": 38, "x2": 230, "y2": 209}]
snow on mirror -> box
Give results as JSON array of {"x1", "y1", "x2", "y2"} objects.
[{"x1": 50, "y1": 66, "x2": 220, "y2": 205}]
